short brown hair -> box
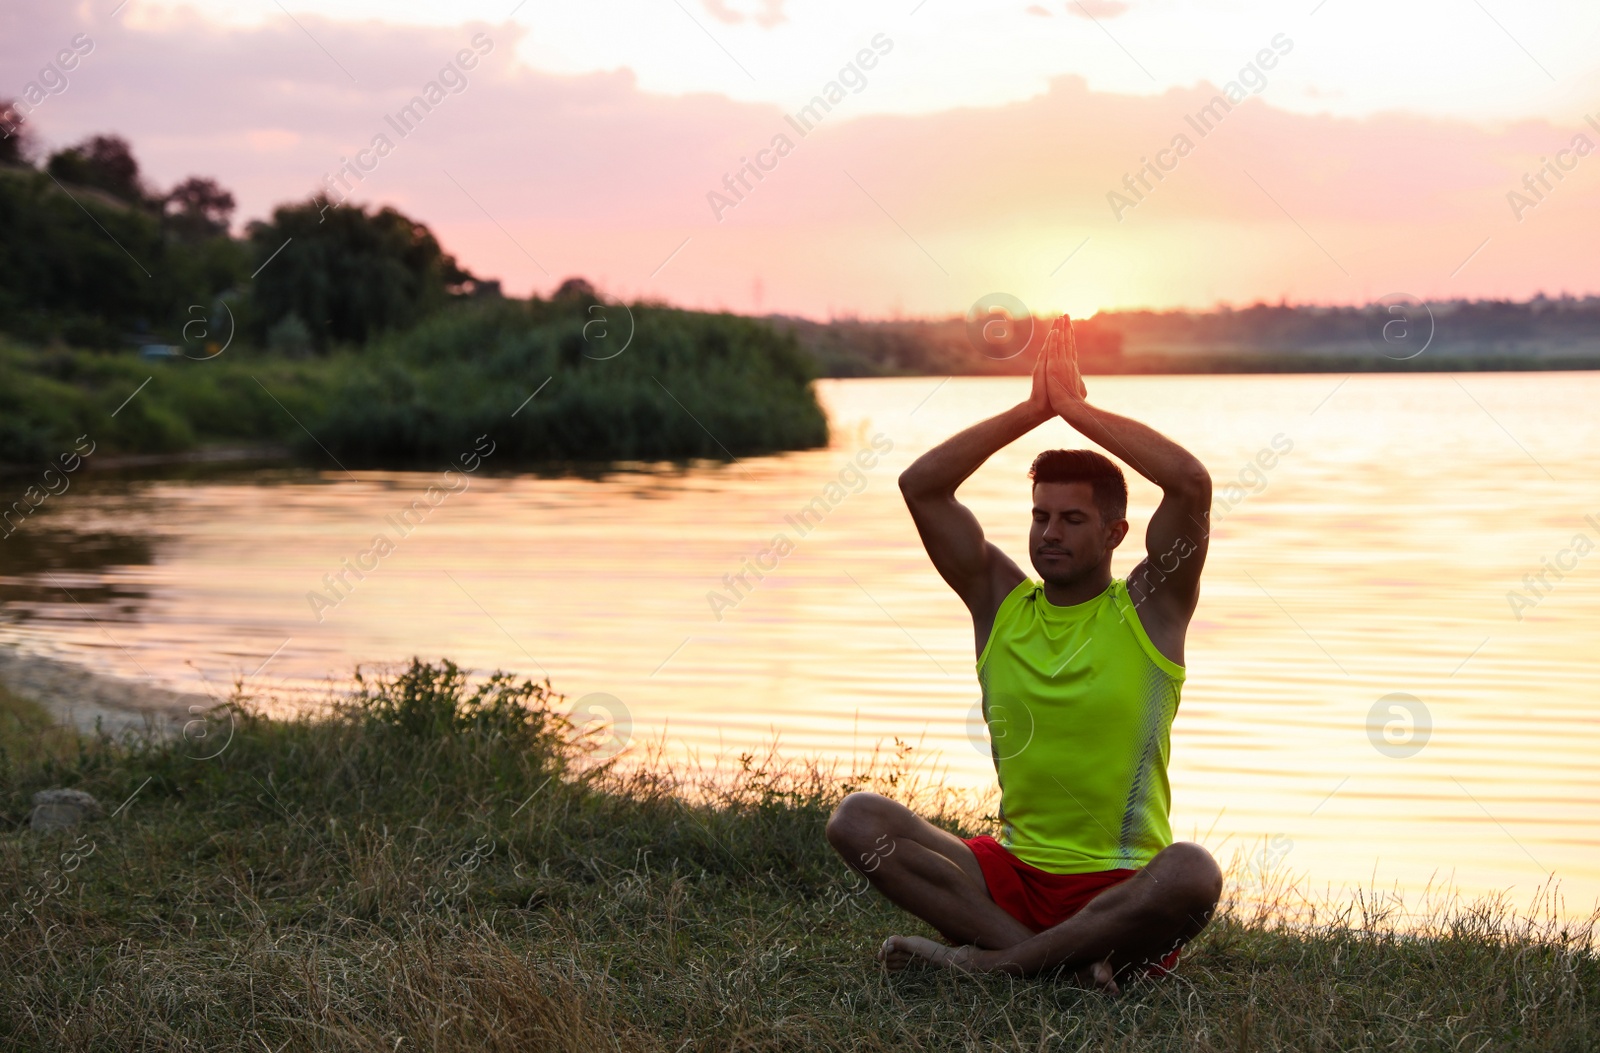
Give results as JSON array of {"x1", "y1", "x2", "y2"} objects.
[{"x1": 1028, "y1": 449, "x2": 1127, "y2": 523}]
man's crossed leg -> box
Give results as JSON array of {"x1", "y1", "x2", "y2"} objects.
[{"x1": 825, "y1": 791, "x2": 1222, "y2": 992}]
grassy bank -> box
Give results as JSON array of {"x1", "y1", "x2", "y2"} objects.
[
  {"x1": 0, "y1": 299, "x2": 828, "y2": 471},
  {"x1": 2, "y1": 661, "x2": 1595, "y2": 1051}
]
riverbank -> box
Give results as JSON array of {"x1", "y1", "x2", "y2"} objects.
[
  {"x1": 0, "y1": 298, "x2": 829, "y2": 472},
  {"x1": 0, "y1": 646, "x2": 200, "y2": 734},
  {"x1": 2, "y1": 659, "x2": 1594, "y2": 1051}
]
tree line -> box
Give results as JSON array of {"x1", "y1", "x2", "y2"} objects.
[{"x1": 0, "y1": 107, "x2": 485, "y2": 353}]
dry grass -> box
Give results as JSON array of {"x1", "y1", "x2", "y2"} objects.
[{"x1": 1, "y1": 659, "x2": 1595, "y2": 1052}]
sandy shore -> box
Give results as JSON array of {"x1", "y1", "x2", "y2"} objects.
[{"x1": 0, "y1": 645, "x2": 211, "y2": 735}]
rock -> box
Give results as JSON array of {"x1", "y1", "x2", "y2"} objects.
[{"x1": 30, "y1": 789, "x2": 104, "y2": 832}]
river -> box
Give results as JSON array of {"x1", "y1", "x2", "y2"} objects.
[{"x1": 3, "y1": 372, "x2": 1597, "y2": 920}]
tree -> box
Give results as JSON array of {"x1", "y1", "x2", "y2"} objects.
[
  {"x1": 0, "y1": 167, "x2": 166, "y2": 343},
  {"x1": 164, "y1": 176, "x2": 236, "y2": 240},
  {"x1": 553, "y1": 277, "x2": 599, "y2": 303},
  {"x1": 0, "y1": 159, "x2": 249, "y2": 346},
  {"x1": 0, "y1": 100, "x2": 34, "y2": 167},
  {"x1": 46, "y1": 134, "x2": 146, "y2": 204},
  {"x1": 246, "y1": 197, "x2": 476, "y2": 350}
]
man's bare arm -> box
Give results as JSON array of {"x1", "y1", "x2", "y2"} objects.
[
  {"x1": 1046, "y1": 319, "x2": 1211, "y2": 646},
  {"x1": 899, "y1": 356, "x2": 1053, "y2": 648},
  {"x1": 1061, "y1": 398, "x2": 1211, "y2": 584}
]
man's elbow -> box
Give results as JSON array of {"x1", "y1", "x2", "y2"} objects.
[
  {"x1": 898, "y1": 467, "x2": 938, "y2": 500},
  {"x1": 1172, "y1": 464, "x2": 1212, "y2": 502}
]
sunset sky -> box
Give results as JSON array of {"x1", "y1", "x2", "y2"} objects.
[{"x1": 6, "y1": 0, "x2": 1600, "y2": 317}]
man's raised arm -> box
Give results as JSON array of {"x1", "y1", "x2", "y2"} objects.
[
  {"x1": 1045, "y1": 318, "x2": 1212, "y2": 645},
  {"x1": 899, "y1": 352, "x2": 1053, "y2": 650}
]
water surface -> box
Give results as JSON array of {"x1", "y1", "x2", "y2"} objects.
[{"x1": 4, "y1": 373, "x2": 1597, "y2": 918}]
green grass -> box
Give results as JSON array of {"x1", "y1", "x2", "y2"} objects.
[
  {"x1": 1, "y1": 659, "x2": 1594, "y2": 1051},
  {"x1": 0, "y1": 683, "x2": 82, "y2": 785},
  {"x1": 310, "y1": 298, "x2": 828, "y2": 466},
  {"x1": 0, "y1": 299, "x2": 828, "y2": 471}
]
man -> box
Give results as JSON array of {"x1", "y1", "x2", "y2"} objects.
[{"x1": 825, "y1": 316, "x2": 1222, "y2": 992}]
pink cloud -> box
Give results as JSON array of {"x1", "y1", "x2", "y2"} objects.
[
  {"x1": 702, "y1": 0, "x2": 787, "y2": 28},
  {"x1": 1067, "y1": 1, "x2": 1131, "y2": 20}
]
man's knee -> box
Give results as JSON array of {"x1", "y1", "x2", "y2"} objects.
[
  {"x1": 825, "y1": 792, "x2": 898, "y2": 859},
  {"x1": 1153, "y1": 841, "x2": 1223, "y2": 919}
]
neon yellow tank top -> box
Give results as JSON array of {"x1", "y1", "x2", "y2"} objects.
[{"x1": 976, "y1": 576, "x2": 1184, "y2": 874}]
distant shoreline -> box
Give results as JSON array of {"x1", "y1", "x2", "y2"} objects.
[
  {"x1": 782, "y1": 312, "x2": 1600, "y2": 379},
  {"x1": 805, "y1": 354, "x2": 1600, "y2": 379},
  {"x1": 1078, "y1": 353, "x2": 1600, "y2": 375}
]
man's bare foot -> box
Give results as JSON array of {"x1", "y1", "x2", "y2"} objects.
[
  {"x1": 877, "y1": 935, "x2": 983, "y2": 973},
  {"x1": 1071, "y1": 958, "x2": 1121, "y2": 996},
  {"x1": 878, "y1": 936, "x2": 1123, "y2": 995}
]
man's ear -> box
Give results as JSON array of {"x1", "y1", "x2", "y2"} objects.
[{"x1": 1106, "y1": 517, "x2": 1131, "y2": 549}]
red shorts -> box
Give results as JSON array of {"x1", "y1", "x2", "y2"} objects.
[{"x1": 964, "y1": 835, "x2": 1181, "y2": 978}]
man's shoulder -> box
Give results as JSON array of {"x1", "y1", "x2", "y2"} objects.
[
  {"x1": 997, "y1": 574, "x2": 1039, "y2": 609},
  {"x1": 1111, "y1": 574, "x2": 1189, "y2": 675},
  {"x1": 975, "y1": 575, "x2": 1038, "y2": 669}
]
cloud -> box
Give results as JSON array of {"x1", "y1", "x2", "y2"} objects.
[
  {"x1": 702, "y1": 0, "x2": 787, "y2": 28},
  {"x1": 1067, "y1": 0, "x2": 1130, "y2": 19}
]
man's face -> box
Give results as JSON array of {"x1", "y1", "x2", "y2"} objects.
[{"x1": 1029, "y1": 481, "x2": 1128, "y2": 586}]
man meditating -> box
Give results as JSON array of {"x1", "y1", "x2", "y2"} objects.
[{"x1": 826, "y1": 316, "x2": 1222, "y2": 992}]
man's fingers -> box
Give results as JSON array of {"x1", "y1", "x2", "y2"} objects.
[
  {"x1": 1036, "y1": 327, "x2": 1058, "y2": 377},
  {"x1": 1058, "y1": 317, "x2": 1089, "y2": 398},
  {"x1": 1032, "y1": 329, "x2": 1053, "y2": 395}
]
